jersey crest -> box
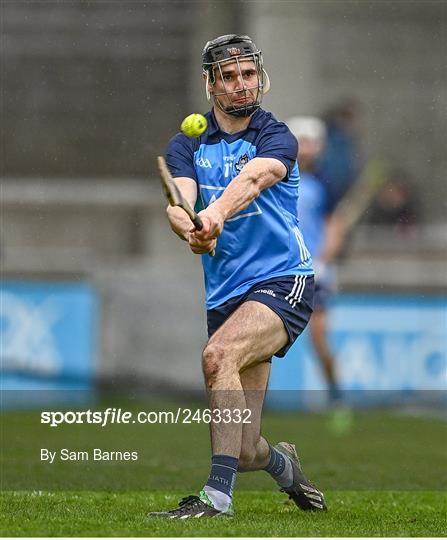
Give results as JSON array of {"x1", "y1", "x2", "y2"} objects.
[{"x1": 235, "y1": 153, "x2": 249, "y2": 173}]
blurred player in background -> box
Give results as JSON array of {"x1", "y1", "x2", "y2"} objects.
[
  {"x1": 367, "y1": 168, "x2": 419, "y2": 237},
  {"x1": 317, "y1": 97, "x2": 362, "y2": 206},
  {"x1": 287, "y1": 116, "x2": 345, "y2": 404},
  {"x1": 149, "y1": 34, "x2": 326, "y2": 519}
]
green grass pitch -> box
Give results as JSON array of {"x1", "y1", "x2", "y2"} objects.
[
  {"x1": 1, "y1": 490, "x2": 445, "y2": 536},
  {"x1": 1, "y1": 403, "x2": 446, "y2": 536}
]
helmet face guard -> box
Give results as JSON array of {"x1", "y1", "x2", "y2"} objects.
[{"x1": 202, "y1": 34, "x2": 270, "y2": 118}]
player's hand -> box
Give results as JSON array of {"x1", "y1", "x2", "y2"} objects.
[
  {"x1": 191, "y1": 207, "x2": 225, "y2": 241},
  {"x1": 188, "y1": 233, "x2": 217, "y2": 255}
]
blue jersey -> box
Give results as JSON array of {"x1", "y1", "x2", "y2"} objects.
[
  {"x1": 316, "y1": 124, "x2": 360, "y2": 206},
  {"x1": 166, "y1": 108, "x2": 313, "y2": 309},
  {"x1": 297, "y1": 172, "x2": 332, "y2": 259}
]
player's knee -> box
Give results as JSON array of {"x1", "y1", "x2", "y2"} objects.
[{"x1": 202, "y1": 343, "x2": 226, "y2": 385}]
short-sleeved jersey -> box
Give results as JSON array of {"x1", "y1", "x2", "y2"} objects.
[
  {"x1": 166, "y1": 108, "x2": 313, "y2": 309},
  {"x1": 297, "y1": 172, "x2": 332, "y2": 260}
]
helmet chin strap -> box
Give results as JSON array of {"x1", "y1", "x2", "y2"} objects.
[{"x1": 223, "y1": 103, "x2": 259, "y2": 118}]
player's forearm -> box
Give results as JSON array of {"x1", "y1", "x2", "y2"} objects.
[
  {"x1": 212, "y1": 158, "x2": 285, "y2": 221},
  {"x1": 166, "y1": 206, "x2": 191, "y2": 241},
  {"x1": 165, "y1": 177, "x2": 198, "y2": 241},
  {"x1": 320, "y1": 214, "x2": 345, "y2": 262},
  {"x1": 211, "y1": 171, "x2": 260, "y2": 220}
]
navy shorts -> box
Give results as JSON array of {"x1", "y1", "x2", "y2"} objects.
[{"x1": 207, "y1": 274, "x2": 315, "y2": 358}]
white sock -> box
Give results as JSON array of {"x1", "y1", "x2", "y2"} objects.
[{"x1": 203, "y1": 486, "x2": 232, "y2": 512}]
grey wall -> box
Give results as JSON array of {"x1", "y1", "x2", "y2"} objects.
[
  {"x1": 247, "y1": 0, "x2": 446, "y2": 220},
  {"x1": 2, "y1": 0, "x2": 247, "y2": 178},
  {"x1": 2, "y1": 1, "x2": 193, "y2": 177}
]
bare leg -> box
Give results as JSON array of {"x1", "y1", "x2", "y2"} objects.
[
  {"x1": 309, "y1": 308, "x2": 338, "y2": 387},
  {"x1": 202, "y1": 301, "x2": 288, "y2": 459},
  {"x1": 238, "y1": 361, "x2": 271, "y2": 471}
]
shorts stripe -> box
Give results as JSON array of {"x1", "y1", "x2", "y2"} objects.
[
  {"x1": 285, "y1": 275, "x2": 299, "y2": 302},
  {"x1": 289, "y1": 275, "x2": 304, "y2": 307},
  {"x1": 292, "y1": 275, "x2": 306, "y2": 308}
]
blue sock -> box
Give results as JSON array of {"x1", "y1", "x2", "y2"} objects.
[
  {"x1": 264, "y1": 445, "x2": 286, "y2": 476},
  {"x1": 263, "y1": 445, "x2": 293, "y2": 487},
  {"x1": 329, "y1": 383, "x2": 342, "y2": 403},
  {"x1": 205, "y1": 454, "x2": 238, "y2": 498}
]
